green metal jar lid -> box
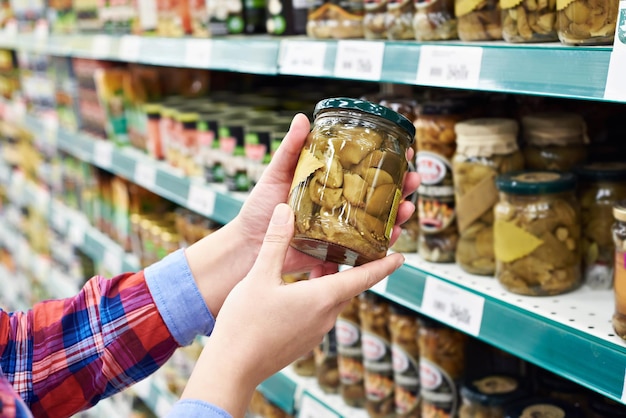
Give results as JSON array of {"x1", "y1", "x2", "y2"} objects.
[
  {"x1": 504, "y1": 397, "x2": 582, "y2": 418},
  {"x1": 496, "y1": 171, "x2": 577, "y2": 195},
  {"x1": 575, "y1": 162, "x2": 626, "y2": 182},
  {"x1": 313, "y1": 97, "x2": 416, "y2": 142},
  {"x1": 461, "y1": 374, "x2": 528, "y2": 407}
]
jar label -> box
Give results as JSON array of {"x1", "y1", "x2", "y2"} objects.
[
  {"x1": 364, "y1": 0, "x2": 388, "y2": 12},
  {"x1": 417, "y1": 151, "x2": 456, "y2": 234},
  {"x1": 337, "y1": 318, "x2": 361, "y2": 349},
  {"x1": 362, "y1": 332, "x2": 392, "y2": 369},
  {"x1": 417, "y1": 151, "x2": 450, "y2": 185},
  {"x1": 392, "y1": 344, "x2": 420, "y2": 415},
  {"x1": 455, "y1": 170, "x2": 498, "y2": 233},
  {"x1": 493, "y1": 219, "x2": 544, "y2": 263},
  {"x1": 454, "y1": 0, "x2": 485, "y2": 17},
  {"x1": 385, "y1": 188, "x2": 402, "y2": 240},
  {"x1": 420, "y1": 358, "x2": 458, "y2": 418},
  {"x1": 338, "y1": 355, "x2": 365, "y2": 385}
]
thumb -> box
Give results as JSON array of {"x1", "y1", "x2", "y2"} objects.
[{"x1": 247, "y1": 203, "x2": 295, "y2": 283}]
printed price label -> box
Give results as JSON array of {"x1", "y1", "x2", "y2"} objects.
[
  {"x1": 93, "y1": 141, "x2": 113, "y2": 168},
  {"x1": 416, "y1": 45, "x2": 483, "y2": 89},
  {"x1": 103, "y1": 250, "x2": 122, "y2": 275},
  {"x1": 184, "y1": 38, "x2": 213, "y2": 68},
  {"x1": 68, "y1": 221, "x2": 85, "y2": 247},
  {"x1": 421, "y1": 276, "x2": 485, "y2": 336},
  {"x1": 119, "y1": 35, "x2": 142, "y2": 61},
  {"x1": 280, "y1": 41, "x2": 327, "y2": 76},
  {"x1": 334, "y1": 40, "x2": 385, "y2": 81},
  {"x1": 298, "y1": 392, "x2": 340, "y2": 418},
  {"x1": 91, "y1": 35, "x2": 112, "y2": 58},
  {"x1": 604, "y1": 1, "x2": 626, "y2": 101},
  {"x1": 187, "y1": 184, "x2": 216, "y2": 216},
  {"x1": 134, "y1": 162, "x2": 157, "y2": 190}
]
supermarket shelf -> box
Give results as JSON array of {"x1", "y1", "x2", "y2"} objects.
[
  {"x1": 0, "y1": 33, "x2": 618, "y2": 101},
  {"x1": 373, "y1": 254, "x2": 626, "y2": 404}
]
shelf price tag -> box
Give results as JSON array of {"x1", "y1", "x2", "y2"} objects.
[
  {"x1": 334, "y1": 40, "x2": 385, "y2": 81},
  {"x1": 119, "y1": 35, "x2": 142, "y2": 61},
  {"x1": 134, "y1": 162, "x2": 157, "y2": 190},
  {"x1": 421, "y1": 276, "x2": 485, "y2": 336},
  {"x1": 187, "y1": 184, "x2": 216, "y2": 216},
  {"x1": 91, "y1": 35, "x2": 112, "y2": 59},
  {"x1": 184, "y1": 38, "x2": 213, "y2": 68},
  {"x1": 103, "y1": 250, "x2": 123, "y2": 275},
  {"x1": 279, "y1": 40, "x2": 327, "y2": 76},
  {"x1": 298, "y1": 392, "x2": 340, "y2": 418},
  {"x1": 93, "y1": 141, "x2": 114, "y2": 169},
  {"x1": 604, "y1": 1, "x2": 626, "y2": 101},
  {"x1": 416, "y1": 45, "x2": 483, "y2": 89}
]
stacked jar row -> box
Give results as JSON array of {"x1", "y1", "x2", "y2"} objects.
[{"x1": 306, "y1": 0, "x2": 619, "y2": 45}]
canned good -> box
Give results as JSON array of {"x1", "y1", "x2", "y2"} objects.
[
  {"x1": 314, "y1": 328, "x2": 340, "y2": 393},
  {"x1": 386, "y1": 0, "x2": 415, "y2": 39},
  {"x1": 612, "y1": 200, "x2": 626, "y2": 339},
  {"x1": 389, "y1": 305, "x2": 420, "y2": 418},
  {"x1": 413, "y1": 0, "x2": 457, "y2": 40},
  {"x1": 494, "y1": 171, "x2": 581, "y2": 296},
  {"x1": 337, "y1": 296, "x2": 366, "y2": 407},
  {"x1": 288, "y1": 98, "x2": 414, "y2": 266},
  {"x1": 577, "y1": 164, "x2": 626, "y2": 289},
  {"x1": 452, "y1": 118, "x2": 523, "y2": 275},
  {"x1": 456, "y1": 0, "x2": 503, "y2": 40},
  {"x1": 504, "y1": 397, "x2": 583, "y2": 418},
  {"x1": 307, "y1": 0, "x2": 365, "y2": 39},
  {"x1": 521, "y1": 112, "x2": 588, "y2": 172},
  {"x1": 501, "y1": 0, "x2": 558, "y2": 42},
  {"x1": 364, "y1": 0, "x2": 390, "y2": 38},
  {"x1": 556, "y1": 0, "x2": 618, "y2": 45},
  {"x1": 459, "y1": 374, "x2": 528, "y2": 418}
]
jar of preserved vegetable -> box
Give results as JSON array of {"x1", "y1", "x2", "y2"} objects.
[
  {"x1": 577, "y1": 163, "x2": 626, "y2": 289},
  {"x1": 612, "y1": 201, "x2": 626, "y2": 339},
  {"x1": 556, "y1": 0, "x2": 618, "y2": 45},
  {"x1": 459, "y1": 373, "x2": 528, "y2": 418},
  {"x1": 521, "y1": 112, "x2": 588, "y2": 171},
  {"x1": 413, "y1": 0, "x2": 457, "y2": 40},
  {"x1": 364, "y1": 0, "x2": 389, "y2": 38},
  {"x1": 337, "y1": 296, "x2": 366, "y2": 407},
  {"x1": 494, "y1": 171, "x2": 582, "y2": 296},
  {"x1": 307, "y1": 1, "x2": 365, "y2": 39},
  {"x1": 360, "y1": 293, "x2": 394, "y2": 418},
  {"x1": 314, "y1": 327, "x2": 340, "y2": 393},
  {"x1": 419, "y1": 316, "x2": 467, "y2": 418},
  {"x1": 288, "y1": 98, "x2": 414, "y2": 266},
  {"x1": 455, "y1": 0, "x2": 502, "y2": 40},
  {"x1": 386, "y1": 0, "x2": 415, "y2": 39},
  {"x1": 453, "y1": 118, "x2": 524, "y2": 276},
  {"x1": 534, "y1": 370, "x2": 589, "y2": 412},
  {"x1": 504, "y1": 397, "x2": 583, "y2": 418},
  {"x1": 416, "y1": 100, "x2": 467, "y2": 263},
  {"x1": 389, "y1": 305, "x2": 420, "y2": 418},
  {"x1": 501, "y1": 0, "x2": 558, "y2": 42}
]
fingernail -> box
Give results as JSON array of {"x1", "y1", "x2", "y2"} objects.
[{"x1": 271, "y1": 204, "x2": 291, "y2": 225}]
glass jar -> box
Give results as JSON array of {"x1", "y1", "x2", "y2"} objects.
[
  {"x1": 416, "y1": 100, "x2": 467, "y2": 263},
  {"x1": 501, "y1": 0, "x2": 558, "y2": 42},
  {"x1": 386, "y1": 0, "x2": 415, "y2": 39},
  {"x1": 145, "y1": 103, "x2": 164, "y2": 160},
  {"x1": 360, "y1": 293, "x2": 394, "y2": 418},
  {"x1": 288, "y1": 97, "x2": 414, "y2": 266},
  {"x1": 459, "y1": 374, "x2": 528, "y2": 418},
  {"x1": 307, "y1": 0, "x2": 365, "y2": 39},
  {"x1": 413, "y1": 0, "x2": 457, "y2": 40},
  {"x1": 452, "y1": 118, "x2": 524, "y2": 276},
  {"x1": 612, "y1": 200, "x2": 626, "y2": 340},
  {"x1": 556, "y1": 0, "x2": 618, "y2": 45},
  {"x1": 419, "y1": 317, "x2": 467, "y2": 418},
  {"x1": 577, "y1": 164, "x2": 626, "y2": 289},
  {"x1": 389, "y1": 305, "x2": 420, "y2": 418},
  {"x1": 521, "y1": 112, "x2": 588, "y2": 171},
  {"x1": 337, "y1": 296, "x2": 366, "y2": 407},
  {"x1": 494, "y1": 171, "x2": 582, "y2": 296},
  {"x1": 504, "y1": 397, "x2": 583, "y2": 418},
  {"x1": 314, "y1": 327, "x2": 340, "y2": 393},
  {"x1": 364, "y1": 0, "x2": 389, "y2": 38},
  {"x1": 455, "y1": 0, "x2": 502, "y2": 40},
  {"x1": 534, "y1": 370, "x2": 589, "y2": 413}
]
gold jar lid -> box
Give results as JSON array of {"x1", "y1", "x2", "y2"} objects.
[
  {"x1": 455, "y1": 118, "x2": 519, "y2": 157},
  {"x1": 522, "y1": 112, "x2": 588, "y2": 146},
  {"x1": 614, "y1": 200, "x2": 626, "y2": 222}
]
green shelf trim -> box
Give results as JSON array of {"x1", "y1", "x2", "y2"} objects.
[{"x1": 258, "y1": 371, "x2": 298, "y2": 415}]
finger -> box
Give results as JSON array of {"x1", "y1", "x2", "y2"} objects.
[
  {"x1": 309, "y1": 262, "x2": 339, "y2": 280},
  {"x1": 247, "y1": 204, "x2": 295, "y2": 283},
  {"x1": 263, "y1": 113, "x2": 311, "y2": 182},
  {"x1": 395, "y1": 201, "x2": 416, "y2": 226},
  {"x1": 402, "y1": 172, "x2": 420, "y2": 200},
  {"x1": 313, "y1": 253, "x2": 405, "y2": 303}
]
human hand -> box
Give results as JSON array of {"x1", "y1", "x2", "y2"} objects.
[{"x1": 180, "y1": 203, "x2": 405, "y2": 417}]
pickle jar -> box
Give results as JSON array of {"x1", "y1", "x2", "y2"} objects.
[
  {"x1": 557, "y1": 0, "x2": 618, "y2": 45},
  {"x1": 504, "y1": 397, "x2": 583, "y2": 418},
  {"x1": 413, "y1": 0, "x2": 458, "y2": 40},
  {"x1": 501, "y1": 0, "x2": 558, "y2": 42},
  {"x1": 459, "y1": 374, "x2": 528, "y2": 418},
  {"x1": 364, "y1": 0, "x2": 390, "y2": 38},
  {"x1": 389, "y1": 304, "x2": 421, "y2": 418},
  {"x1": 577, "y1": 164, "x2": 626, "y2": 289},
  {"x1": 307, "y1": 1, "x2": 365, "y2": 39},
  {"x1": 452, "y1": 118, "x2": 524, "y2": 276},
  {"x1": 419, "y1": 316, "x2": 468, "y2": 418},
  {"x1": 288, "y1": 97, "x2": 414, "y2": 266},
  {"x1": 360, "y1": 293, "x2": 395, "y2": 418},
  {"x1": 494, "y1": 171, "x2": 582, "y2": 296},
  {"x1": 416, "y1": 100, "x2": 467, "y2": 263},
  {"x1": 521, "y1": 112, "x2": 588, "y2": 171},
  {"x1": 456, "y1": 0, "x2": 502, "y2": 40},
  {"x1": 612, "y1": 200, "x2": 626, "y2": 339},
  {"x1": 314, "y1": 327, "x2": 340, "y2": 393},
  {"x1": 386, "y1": 0, "x2": 415, "y2": 39},
  {"x1": 336, "y1": 296, "x2": 366, "y2": 407}
]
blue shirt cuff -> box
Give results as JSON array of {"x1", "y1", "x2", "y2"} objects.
[
  {"x1": 166, "y1": 399, "x2": 232, "y2": 418},
  {"x1": 145, "y1": 249, "x2": 215, "y2": 345}
]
